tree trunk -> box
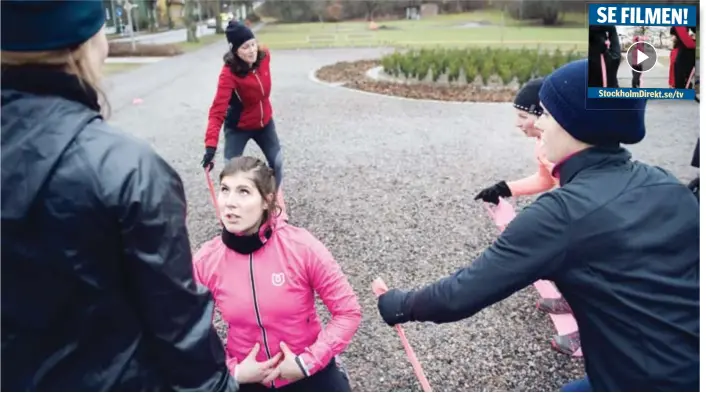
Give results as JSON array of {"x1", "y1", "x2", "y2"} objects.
[
  {"x1": 185, "y1": 0, "x2": 199, "y2": 42},
  {"x1": 167, "y1": 2, "x2": 174, "y2": 29},
  {"x1": 215, "y1": 0, "x2": 225, "y2": 34}
]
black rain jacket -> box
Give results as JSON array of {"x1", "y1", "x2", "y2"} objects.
[
  {"x1": 403, "y1": 147, "x2": 699, "y2": 391},
  {"x1": 1, "y1": 66, "x2": 238, "y2": 392}
]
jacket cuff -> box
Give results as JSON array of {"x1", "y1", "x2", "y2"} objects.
[
  {"x1": 402, "y1": 290, "x2": 418, "y2": 322},
  {"x1": 296, "y1": 353, "x2": 315, "y2": 377}
]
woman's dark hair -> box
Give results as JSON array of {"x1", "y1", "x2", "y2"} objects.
[
  {"x1": 223, "y1": 48, "x2": 267, "y2": 78},
  {"x1": 219, "y1": 156, "x2": 279, "y2": 220}
]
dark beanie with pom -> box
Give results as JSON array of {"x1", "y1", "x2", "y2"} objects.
[
  {"x1": 539, "y1": 59, "x2": 646, "y2": 146},
  {"x1": 1, "y1": 0, "x2": 105, "y2": 51},
  {"x1": 514, "y1": 78, "x2": 544, "y2": 116},
  {"x1": 225, "y1": 20, "x2": 255, "y2": 50}
]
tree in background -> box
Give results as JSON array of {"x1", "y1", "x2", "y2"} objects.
[{"x1": 185, "y1": 0, "x2": 198, "y2": 42}]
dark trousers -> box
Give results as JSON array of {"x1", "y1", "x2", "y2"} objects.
[
  {"x1": 674, "y1": 49, "x2": 696, "y2": 89},
  {"x1": 238, "y1": 359, "x2": 351, "y2": 392},
  {"x1": 588, "y1": 48, "x2": 619, "y2": 88},
  {"x1": 631, "y1": 64, "x2": 643, "y2": 88},
  {"x1": 224, "y1": 119, "x2": 283, "y2": 188},
  {"x1": 560, "y1": 377, "x2": 592, "y2": 392}
]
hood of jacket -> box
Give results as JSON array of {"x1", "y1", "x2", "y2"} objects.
[{"x1": 1, "y1": 66, "x2": 100, "y2": 221}]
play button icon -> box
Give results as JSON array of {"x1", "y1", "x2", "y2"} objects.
[{"x1": 626, "y1": 41, "x2": 657, "y2": 73}]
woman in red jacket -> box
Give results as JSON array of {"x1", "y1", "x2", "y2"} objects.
[
  {"x1": 202, "y1": 21, "x2": 287, "y2": 219},
  {"x1": 668, "y1": 26, "x2": 696, "y2": 89},
  {"x1": 194, "y1": 156, "x2": 362, "y2": 392}
]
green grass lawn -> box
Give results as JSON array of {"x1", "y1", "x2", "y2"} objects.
[
  {"x1": 256, "y1": 10, "x2": 588, "y2": 50},
  {"x1": 103, "y1": 62, "x2": 144, "y2": 75},
  {"x1": 177, "y1": 32, "x2": 227, "y2": 52}
]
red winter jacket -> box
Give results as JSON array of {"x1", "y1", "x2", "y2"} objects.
[
  {"x1": 669, "y1": 27, "x2": 696, "y2": 88},
  {"x1": 669, "y1": 48, "x2": 678, "y2": 88},
  {"x1": 205, "y1": 50, "x2": 273, "y2": 148}
]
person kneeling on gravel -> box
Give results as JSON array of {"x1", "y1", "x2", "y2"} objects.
[
  {"x1": 376, "y1": 59, "x2": 699, "y2": 392},
  {"x1": 193, "y1": 156, "x2": 362, "y2": 392},
  {"x1": 474, "y1": 77, "x2": 581, "y2": 357},
  {"x1": 1, "y1": 1, "x2": 237, "y2": 391}
]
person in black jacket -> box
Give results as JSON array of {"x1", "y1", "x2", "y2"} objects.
[
  {"x1": 377, "y1": 59, "x2": 699, "y2": 391},
  {"x1": 588, "y1": 25, "x2": 621, "y2": 88},
  {"x1": 688, "y1": 138, "x2": 699, "y2": 199},
  {"x1": 0, "y1": 2, "x2": 238, "y2": 391}
]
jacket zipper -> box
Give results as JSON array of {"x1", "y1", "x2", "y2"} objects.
[
  {"x1": 253, "y1": 70, "x2": 265, "y2": 127},
  {"x1": 248, "y1": 253, "x2": 275, "y2": 388}
]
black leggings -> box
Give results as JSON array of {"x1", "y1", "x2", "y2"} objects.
[
  {"x1": 238, "y1": 359, "x2": 351, "y2": 392},
  {"x1": 631, "y1": 64, "x2": 643, "y2": 88},
  {"x1": 674, "y1": 49, "x2": 696, "y2": 89},
  {"x1": 224, "y1": 119, "x2": 283, "y2": 188}
]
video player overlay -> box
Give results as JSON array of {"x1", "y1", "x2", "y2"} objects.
[{"x1": 587, "y1": 3, "x2": 697, "y2": 100}]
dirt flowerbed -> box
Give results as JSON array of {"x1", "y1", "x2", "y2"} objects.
[
  {"x1": 315, "y1": 59, "x2": 519, "y2": 102},
  {"x1": 108, "y1": 42, "x2": 184, "y2": 57}
]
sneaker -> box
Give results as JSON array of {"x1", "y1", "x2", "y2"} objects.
[
  {"x1": 552, "y1": 331, "x2": 581, "y2": 356},
  {"x1": 536, "y1": 297, "x2": 573, "y2": 315}
]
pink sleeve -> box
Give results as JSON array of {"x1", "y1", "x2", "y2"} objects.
[
  {"x1": 193, "y1": 239, "x2": 240, "y2": 378},
  {"x1": 297, "y1": 239, "x2": 362, "y2": 376},
  {"x1": 506, "y1": 161, "x2": 556, "y2": 197}
]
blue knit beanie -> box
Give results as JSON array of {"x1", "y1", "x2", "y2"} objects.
[
  {"x1": 1, "y1": 0, "x2": 105, "y2": 52},
  {"x1": 539, "y1": 59, "x2": 647, "y2": 146}
]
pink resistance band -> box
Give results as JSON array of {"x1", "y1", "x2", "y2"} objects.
[
  {"x1": 372, "y1": 278, "x2": 433, "y2": 392},
  {"x1": 600, "y1": 39, "x2": 609, "y2": 88},
  {"x1": 204, "y1": 168, "x2": 221, "y2": 222},
  {"x1": 686, "y1": 67, "x2": 696, "y2": 89}
]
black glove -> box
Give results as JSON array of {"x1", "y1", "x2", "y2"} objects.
[
  {"x1": 201, "y1": 147, "x2": 216, "y2": 170},
  {"x1": 474, "y1": 181, "x2": 512, "y2": 205},
  {"x1": 377, "y1": 289, "x2": 413, "y2": 327}
]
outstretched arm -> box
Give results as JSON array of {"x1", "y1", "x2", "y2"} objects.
[
  {"x1": 397, "y1": 193, "x2": 569, "y2": 325},
  {"x1": 119, "y1": 149, "x2": 237, "y2": 392},
  {"x1": 296, "y1": 238, "x2": 362, "y2": 377},
  {"x1": 507, "y1": 172, "x2": 556, "y2": 197}
]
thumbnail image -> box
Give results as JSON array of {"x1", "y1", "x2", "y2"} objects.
[{"x1": 588, "y1": 25, "x2": 697, "y2": 90}]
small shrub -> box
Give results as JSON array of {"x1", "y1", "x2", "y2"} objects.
[
  {"x1": 380, "y1": 45, "x2": 579, "y2": 87},
  {"x1": 462, "y1": 63, "x2": 474, "y2": 84}
]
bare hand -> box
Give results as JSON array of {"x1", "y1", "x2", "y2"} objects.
[
  {"x1": 272, "y1": 342, "x2": 306, "y2": 382},
  {"x1": 236, "y1": 343, "x2": 282, "y2": 384}
]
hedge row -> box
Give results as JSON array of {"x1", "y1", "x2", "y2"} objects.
[{"x1": 381, "y1": 47, "x2": 584, "y2": 86}]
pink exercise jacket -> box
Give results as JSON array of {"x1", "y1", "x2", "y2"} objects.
[
  {"x1": 193, "y1": 218, "x2": 362, "y2": 388},
  {"x1": 507, "y1": 138, "x2": 558, "y2": 196}
]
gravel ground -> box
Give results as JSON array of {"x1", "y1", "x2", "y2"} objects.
[{"x1": 105, "y1": 45, "x2": 700, "y2": 392}]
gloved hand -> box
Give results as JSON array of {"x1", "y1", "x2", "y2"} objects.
[
  {"x1": 377, "y1": 288, "x2": 413, "y2": 327},
  {"x1": 201, "y1": 147, "x2": 216, "y2": 170},
  {"x1": 474, "y1": 181, "x2": 512, "y2": 205}
]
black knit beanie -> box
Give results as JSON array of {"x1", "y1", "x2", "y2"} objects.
[
  {"x1": 225, "y1": 20, "x2": 255, "y2": 50},
  {"x1": 513, "y1": 78, "x2": 544, "y2": 116},
  {"x1": 1, "y1": 0, "x2": 105, "y2": 51}
]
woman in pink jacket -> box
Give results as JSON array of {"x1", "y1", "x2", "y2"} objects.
[
  {"x1": 194, "y1": 156, "x2": 362, "y2": 392},
  {"x1": 474, "y1": 78, "x2": 581, "y2": 356}
]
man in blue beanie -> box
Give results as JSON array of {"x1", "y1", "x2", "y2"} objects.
[{"x1": 375, "y1": 59, "x2": 699, "y2": 391}]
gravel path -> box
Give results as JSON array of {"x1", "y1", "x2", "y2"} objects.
[{"x1": 105, "y1": 45, "x2": 700, "y2": 392}]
